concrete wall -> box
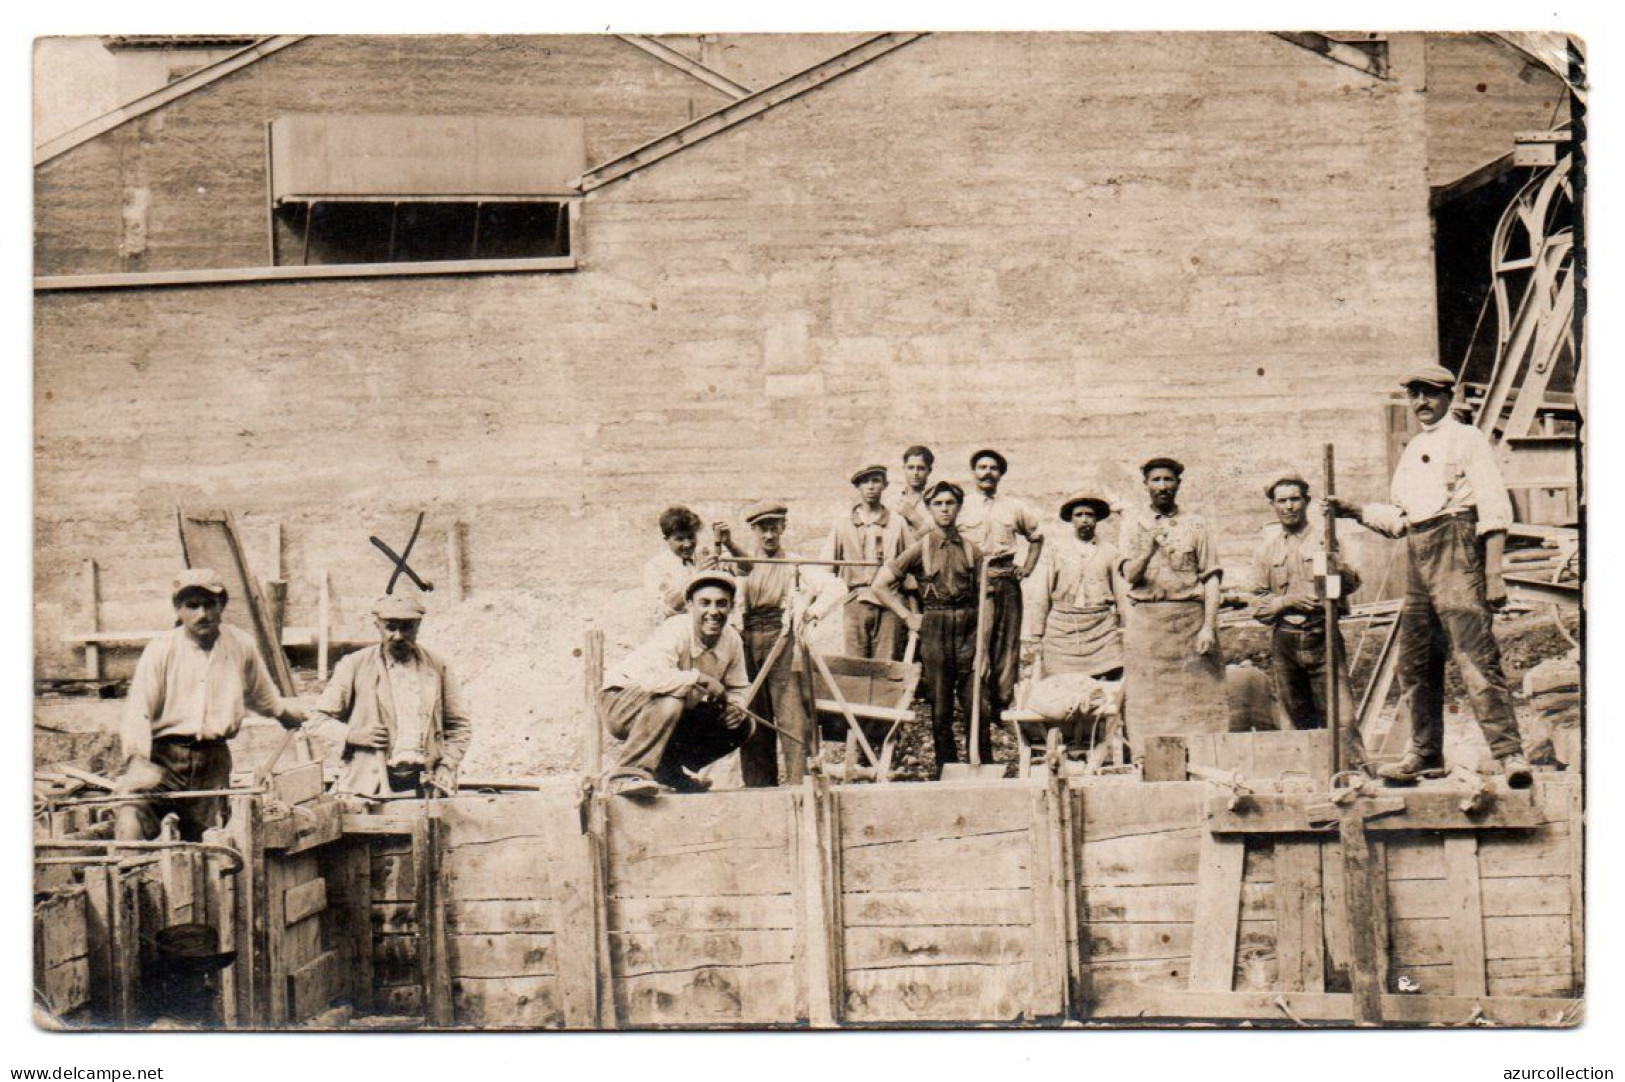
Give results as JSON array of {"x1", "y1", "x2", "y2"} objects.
[
  {"x1": 36, "y1": 32, "x2": 1438, "y2": 685},
  {"x1": 34, "y1": 35, "x2": 731, "y2": 276},
  {"x1": 1424, "y1": 33, "x2": 1573, "y2": 187}
]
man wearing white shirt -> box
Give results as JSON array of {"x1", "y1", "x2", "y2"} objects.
[
  {"x1": 600, "y1": 571, "x2": 753, "y2": 798},
  {"x1": 1329, "y1": 364, "x2": 1531, "y2": 787}
]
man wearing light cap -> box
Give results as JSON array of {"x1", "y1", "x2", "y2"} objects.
[
  {"x1": 116, "y1": 570, "x2": 307, "y2": 841},
  {"x1": 957, "y1": 449, "x2": 1045, "y2": 725},
  {"x1": 313, "y1": 594, "x2": 472, "y2": 798},
  {"x1": 600, "y1": 571, "x2": 754, "y2": 798},
  {"x1": 1327, "y1": 364, "x2": 1531, "y2": 787},
  {"x1": 733, "y1": 500, "x2": 812, "y2": 786},
  {"x1": 1028, "y1": 492, "x2": 1127, "y2": 680},
  {"x1": 816, "y1": 463, "x2": 913, "y2": 660},
  {"x1": 1119, "y1": 457, "x2": 1227, "y2": 745}
]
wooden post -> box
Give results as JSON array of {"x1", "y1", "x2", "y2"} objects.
[
  {"x1": 797, "y1": 776, "x2": 844, "y2": 1027},
  {"x1": 267, "y1": 522, "x2": 283, "y2": 578},
  {"x1": 1189, "y1": 831, "x2": 1246, "y2": 990},
  {"x1": 1445, "y1": 836, "x2": 1488, "y2": 996},
  {"x1": 83, "y1": 559, "x2": 101, "y2": 681},
  {"x1": 228, "y1": 793, "x2": 268, "y2": 1024},
  {"x1": 550, "y1": 796, "x2": 607, "y2": 1028},
  {"x1": 447, "y1": 522, "x2": 465, "y2": 603},
  {"x1": 265, "y1": 580, "x2": 288, "y2": 641},
  {"x1": 415, "y1": 808, "x2": 454, "y2": 1028},
  {"x1": 1028, "y1": 777, "x2": 1071, "y2": 1017},
  {"x1": 584, "y1": 629, "x2": 604, "y2": 777},
  {"x1": 1338, "y1": 815, "x2": 1384, "y2": 1025}
]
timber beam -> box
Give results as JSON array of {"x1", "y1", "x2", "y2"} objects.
[{"x1": 1206, "y1": 790, "x2": 1545, "y2": 834}]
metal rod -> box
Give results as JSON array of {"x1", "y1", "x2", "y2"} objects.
[
  {"x1": 721, "y1": 556, "x2": 880, "y2": 567},
  {"x1": 1323, "y1": 443, "x2": 1342, "y2": 780},
  {"x1": 39, "y1": 787, "x2": 265, "y2": 809},
  {"x1": 34, "y1": 839, "x2": 245, "y2": 875}
]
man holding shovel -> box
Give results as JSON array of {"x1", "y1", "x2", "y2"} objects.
[
  {"x1": 732, "y1": 500, "x2": 814, "y2": 787},
  {"x1": 870, "y1": 481, "x2": 989, "y2": 778}
]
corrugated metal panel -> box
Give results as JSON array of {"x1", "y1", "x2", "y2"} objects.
[{"x1": 270, "y1": 115, "x2": 586, "y2": 201}]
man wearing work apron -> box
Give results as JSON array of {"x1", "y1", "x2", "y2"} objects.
[{"x1": 1118, "y1": 457, "x2": 1227, "y2": 748}]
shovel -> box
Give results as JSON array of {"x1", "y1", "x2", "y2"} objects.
[{"x1": 942, "y1": 554, "x2": 1006, "y2": 781}]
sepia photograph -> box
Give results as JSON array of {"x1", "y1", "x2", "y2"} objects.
[{"x1": 24, "y1": 17, "x2": 1590, "y2": 1056}]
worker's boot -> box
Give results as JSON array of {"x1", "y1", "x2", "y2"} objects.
[
  {"x1": 1499, "y1": 753, "x2": 1535, "y2": 790},
  {"x1": 1377, "y1": 750, "x2": 1447, "y2": 786}
]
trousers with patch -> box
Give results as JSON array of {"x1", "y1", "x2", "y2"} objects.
[
  {"x1": 1269, "y1": 623, "x2": 1366, "y2": 766},
  {"x1": 739, "y1": 611, "x2": 808, "y2": 787},
  {"x1": 1396, "y1": 515, "x2": 1522, "y2": 761}
]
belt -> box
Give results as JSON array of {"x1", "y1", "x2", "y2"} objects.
[
  {"x1": 922, "y1": 600, "x2": 974, "y2": 612},
  {"x1": 155, "y1": 735, "x2": 228, "y2": 749},
  {"x1": 1277, "y1": 619, "x2": 1327, "y2": 634},
  {"x1": 1410, "y1": 508, "x2": 1477, "y2": 532}
]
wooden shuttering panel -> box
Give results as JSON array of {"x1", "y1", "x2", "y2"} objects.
[
  {"x1": 175, "y1": 508, "x2": 295, "y2": 697},
  {"x1": 270, "y1": 115, "x2": 586, "y2": 201}
]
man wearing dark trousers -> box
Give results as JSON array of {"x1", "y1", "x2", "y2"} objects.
[
  {"x1": 1328, "y1": 364, "x2": 1532, "y2": 787},
  {"x1": 870, "y1": 481, "x2": 985, "y2": 778},
  {"x1": 733, "y1": 500, "x2": 811, "y2": 787},
  {"x1": 818, "y1": 463, "x2": 913, "y2": 660}
]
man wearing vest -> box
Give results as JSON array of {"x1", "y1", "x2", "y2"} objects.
[
  {"x1": 734, "y1": 500, "x2": 813, "y2": 787},
  {"x1": 1328, "y1": 364, "x2": 1532, "y2": 787},
  {"x1": 870, "y1": 480, "x2": 985, "y2": 778},
  {"x1": 818, "y1": 464, "x2": 914, "y2": 660},
  {"x1": 315, "y1": 595, "x2": 472, "y2": 798}
]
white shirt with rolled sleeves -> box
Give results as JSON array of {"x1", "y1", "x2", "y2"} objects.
[
  {"x1": 604, "y1": 615, "x2": 751, "y2": 709},
  {"x1": 121, "y1": 625, "x2": 288, "y2": 760},
  {"x1": 1356, "y1": 417, "x2": 1514, "y2": 539},
  {"x1": 957, "y1": 492, "x2": 1044, "y2": 560}
]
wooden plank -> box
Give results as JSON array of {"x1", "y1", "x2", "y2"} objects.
[
  {"x1": 373, "y1": 983, "x2": 423, "y2": 1016},
  {"x1": 82, "y1": 559, "x2": 100, "y2": 680},
  {"x1": 374, "y1": 934, "x2": 420, "y2": 986},
  {"x1": 329, "y1": 841, "x2": 372, "y2": 1013},
  {"x1": 1142, "y1": 736, "x2": 1188, "y2": 782},
  {"x1": 442, "y1": 840, "x2": 552, "y2": 899},
  {"x1": 1086, "y1": 919, "x2": 1276, "y2": 964},
  {"x1": 843, "y1": 888, "x2": 1032, "y2": 927},
  {"x1": 1081, "y1": 830, "x2": 1204, "y2": 887},
  {"x1": 1564, "y1": 780, "x2": 1584, "y2": 994},
  {"x1": 287, "y1": 949, "x2": 340, "y2": 1021},
  {"x1": 614, "y1": 963, "x2": 799, "y2": 1027},
  {"x1": 1339, "y1": 815, "x2": 1383, "y2": 1025},
  {"x1": 453, "y1": 976, "x2": 562, "y2": 1029},
  {"x1": 283, "y1": 877, "x2": 328, "y2": 926},
  {"x1": 1027, "y1": 780, "x2": 1067, "y2": 1017},
  {"x1": 841, "y1": 831, "x2": 1030, "y2": 892},
  {"x1": 798, "y1": 780, "x2": 841, "y2": 1028},
  {"x1": 1446, "y1": 836, "x2": 1488, "y2": 997},
  {"x1": 1188, "y1": 832, "x2": 1246, "y2": 990},
  {"x1": 372, "y1": 901, "x2": 417, "y2": 934},
  {"x1": 176, "y1": 507, "x2": 295, "y2": 695},
  {"x1": 550, "y1": 800, "x2": 606, "y2": 1029},
  {"x1": 843, "y1": 962, "x2": 1035, "y2": 1023},
  {"x1": 605, "y1": 790, "x2": 796, "y2": 898},
  {"x1": 448, "y1": 933, "x2": 556, "y2": 979},
  {"x1": 421, "y1": 812, "x2": 455, "y2": 1028},
  {"x1": 610, "y1": 929, "x2": 795, "y2": 976},
  {"x1": 1387, "y1": 875, "x2": 1571, "y2": 919},
  {"x1": 36, "y1": 892, "x2": 91, "y2": 969},
  {"x1": 1388, "y1": 915, "x2": 1574, "y2": 968},
  {"x1": 447, "y1": 522, "x2": 465, "y2": 603},
  {"x1": 1207, "y1": 791, "x2": 1545, "y2": 833},
  {"x1": 1080, "y1": 883, "x2": 1273, "y2": 924},
  {"x1": 1075, "y1": 782, "x2": 1210, "y2": 842},
  {"x1": 838, "y1": 783, "x2": 1033, "y2": 847},
  {"x1": 584, "y1": 627, "x2": 603, "y2": 775},
  {"x1": 1090, "y1": 987, "x2": 1579, "y2": 1026},
  {"x1": 843, "y1": 926, "x2": 1028, "y2": 970},
  {"x1": 1274, "y1": 840, "x2": 1325, "y2": 992},
  {"x1": 41, "y1": 958, "x2": 92, "y2": 1019},
  {"x1": 270, "y1": 762, "x2": 326, "y2": 807},
  {"x1": 447, "y1": 899, "x2": 556, "y2": 934},
  {"x1": 612, "y1": 893, "x2": 795, "y2": 933}
]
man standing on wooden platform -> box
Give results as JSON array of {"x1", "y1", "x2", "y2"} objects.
[
  {"x1": 315, "y1": 595, "x2": 472, "y2": 798},
  {"x1": 1119, "y1": 457, "x2": 1227, "y2": 748},
  {"x1": 1249, "y1": 475, "x2": 1367, "y2": 768},
  {"x1": 1028, "y1": 491, "x2": 1127, "y2": 682},
  {"x1": 957, "y1": 449, "x2": 1045, "y2": 727},
  {"x1": 600, "y1": 571, "x2": 754, "y2": 798},
  {"x1": 1328, "y1": 365, "x2": 1532, "y2": 787},
  {"x1": 818, "y1": 464, "x2": 913, "y2": 660},
  {"x1": 115, "y1": 570, "x2": 307, "y2": 841},
  {"x1": 870, "y1": 481, "x2": 984, "y2": 778},
  {"x1": 894, "y1": 444, "x2": 936, "y2": 534},
  {"x1": 734, "y1": 500, "x2": 811, "y2": 788}
]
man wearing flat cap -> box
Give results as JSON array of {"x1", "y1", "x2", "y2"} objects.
[
  {"x1": 957, "y1": 449, "x2": 1045, "y2": 724},
  {"x1": 1119, "y1": 457, "x2": 1228, "y2": 745},
  {"x1": 816, "y1": 463, "x2": 914, "y2": 660},
  {"x1": 116, "y1": 570, "x2": 307, "y2": 842},
  {"x1": 314, "y1": 594, "x2": 472, "y2": 798},
  {"x1": 1250, "y1": 476, "x2": 1367, "y2": 766},
  {"x1": 600, "y1": 571, "x2": 755, "y2": 798},
  {"x1": 870, "y1": 480, "x2": 986, "y2": 777},
  {"x1": 1028, "y1": 492, "x2": 1128, "y2": 680},
  {"x1": 1328, "y1": 364, "x2": 1531, "y2": 787},
  {"x1": 732, "y1": 500, "x2": 813, "y2": 786}
]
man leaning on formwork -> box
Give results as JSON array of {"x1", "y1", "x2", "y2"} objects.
[
  {"x1": 599, "y1": 571, "x2": 755, "y2": 799},
  {"x1": 1249, "y1": 475, "x2": 1367, "y2": 768},
  {"x1": 957, "y1": 449, "x2": 1045, "y2": 723},
  {"x1": 116, "y1": 570, "x2": 307, "y2": 842},
  {"x1": 1327, "y1": 364, "x2": 1533, "y2": 788},
  {"x1": 814, "y1": 464, "x2": 913, "y2": 660},
  {"x1": 732, "y1": 500, "x2": 814, "y2": 787},
  {"x1": 313, "y1": 595, "x2": 472, "y2": 798}
]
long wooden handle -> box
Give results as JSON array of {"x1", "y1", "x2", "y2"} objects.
[
  {"x1": 968, "y1": 557, "x2": 993, "y2": 766},
  {"x1": 254, "y1": 725, "x2": 298, "y2": 788}
]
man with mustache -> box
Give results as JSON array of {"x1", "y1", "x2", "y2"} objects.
[
  {"x1": 1327, "y1": 365, "x2": 1532, "y2": 788},
  {"x1": 734, "y1": 500, "x2": 813, "y2": 787},
  {"x1": 957, "y1": 449, "x2": 1045, "y2": 728},
  {"x1": 600, "y1": 571, "x2": 753, "y2": 798},
  {"x1": 314, "y1": 594, "x2": 472, "y2": 798},
  {"x1": 1028, "y1": 492, "x2": 1127, "y2": 681},
  {"x1": 1250, "y1": 475, "x2": 1366, "y2": 767},
  {"x1": 1118, "y1": 457, "x2": 1227, "y2": 745},
  {"x1": 115, "y1": 570, "x2": 307, "y2": 841}
]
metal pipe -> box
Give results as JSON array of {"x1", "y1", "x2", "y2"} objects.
[
  {"x1": 721, "y1": 556, "x2": 880, "y2": 567},
  {"x1": 34, "y1": 839, "x2": 246, "y2": 875},
  {"x1": 39, "y1": 787, "x2": 264, "y2": 809}
]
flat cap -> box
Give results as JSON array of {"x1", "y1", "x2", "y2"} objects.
[
  {"x1": 1140, "y1": 456, "x2": 1185, "y2": 477},
  {"x1": 969, "y1": 448, "x2": 1009, "y2": 472},
  {"x1": 373, "y1": 594, "x2": 426, "y2": 620},
  {"x1": 1400, "y1": 364, "x2": 1457, "y2": 389},
  {"x1": 684, "y1": 570, "x2": 737, "y2": 601},
  {"x1": 850, "y1": 464, "x2": 889, "y2": 485},
  {"x1": 1058, "y1": 492, "x2": 1112, "y2": 522},
  {"x1": 172, "y1": 568, "x2": 227, "y2": 598},
  {"x1": 923, "y1": 479, "x2": 965, "y2": 504},
  {"x1": 1263, "y1": 475, "x2": 1311, "y2": 500},
  {"x1": 744, "y1": 500, "x2": 789, "y2": 525}
]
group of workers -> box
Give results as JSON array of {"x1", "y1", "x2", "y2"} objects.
[{"x1": 111, "y1": 361, "x2": 1532, "y2": 837}]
